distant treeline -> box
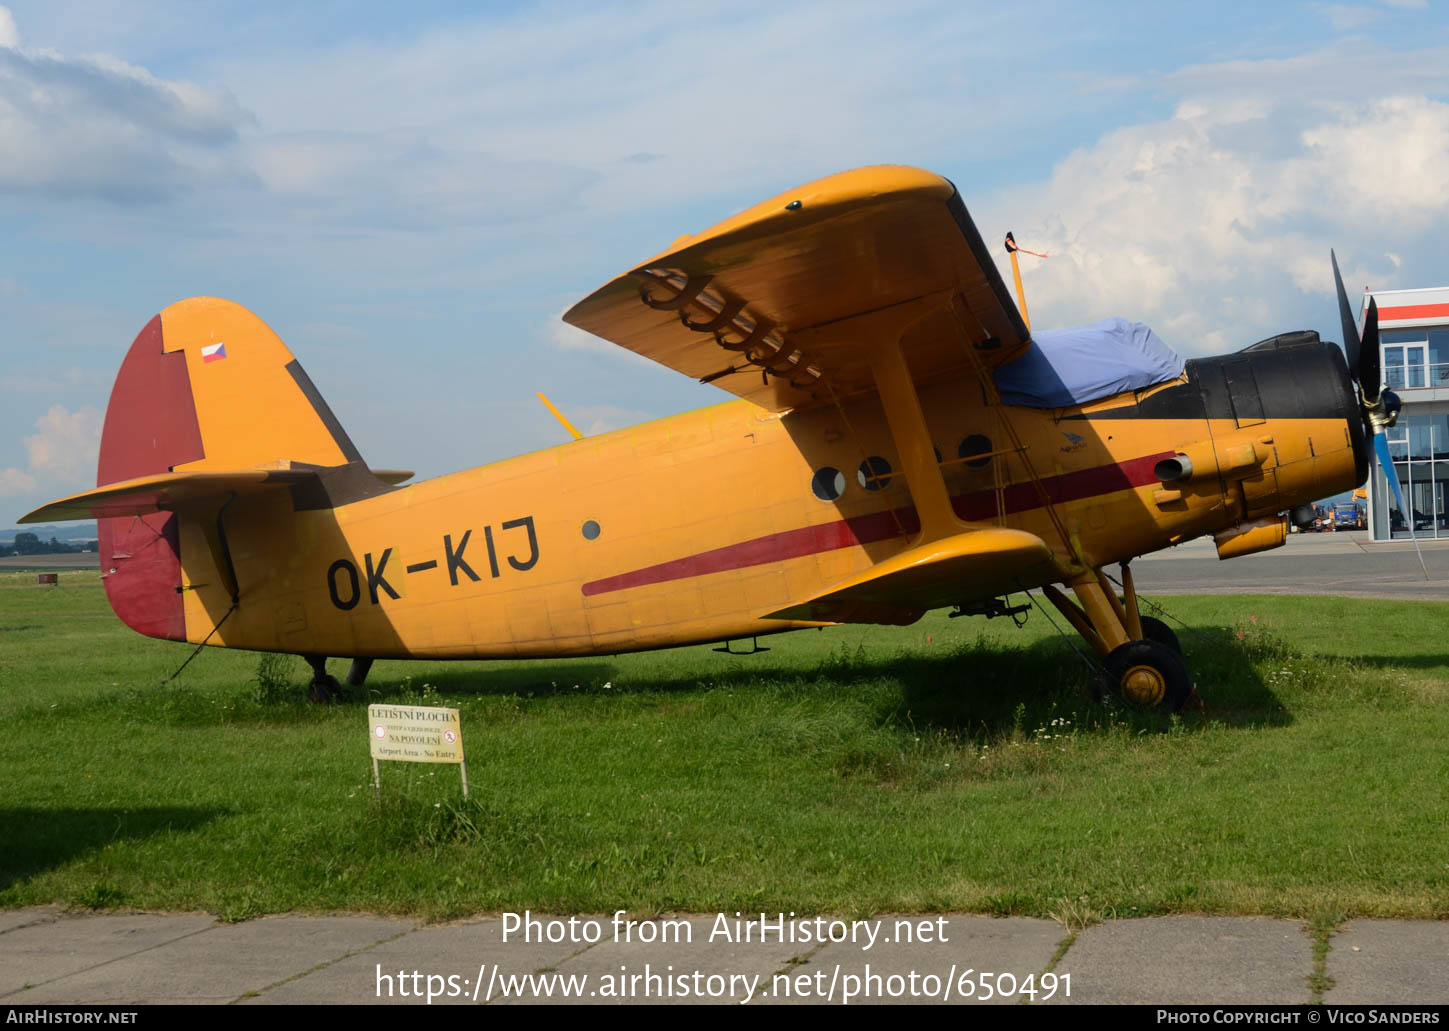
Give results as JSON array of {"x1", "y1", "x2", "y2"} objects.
[{"x1": 0, "y1": 532, "x2": 98, "y2": 558}]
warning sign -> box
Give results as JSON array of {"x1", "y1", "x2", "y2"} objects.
[{"x1": 367, "y1": 704, "x2": 464, "y2": 764}]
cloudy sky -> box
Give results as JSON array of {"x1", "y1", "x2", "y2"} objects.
[{"x1": 3, "y1": 0, "x2": 1448, "y2": 526}]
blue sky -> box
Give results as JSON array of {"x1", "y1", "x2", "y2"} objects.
[{"x1": 4, "y1": 1, "x2": 1449, "y2": 526}]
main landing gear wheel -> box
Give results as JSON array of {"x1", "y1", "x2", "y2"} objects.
[
  {"x1": 1139, "y1": 616, "x2": 1181, "y2": 655},
  {"x1": 1101, "y1": 640, "x2": 1192, "y2": 712}
]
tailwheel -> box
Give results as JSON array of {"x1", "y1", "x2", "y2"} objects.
[
  {"x1": 308, "y1": 674, "x2": 344, "y2": 703},
  {"x1": 1101, "y1": 640, "x2": 1192, "y2": 712},
  {"x1": 304, "y1": 653, "x2": 344, "y2": 703}
]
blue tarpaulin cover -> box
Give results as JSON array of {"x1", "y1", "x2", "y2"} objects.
[{"x1": 993, "y1": 317, "x2": 1186, "y2": 408}]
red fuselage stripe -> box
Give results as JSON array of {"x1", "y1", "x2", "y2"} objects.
[{"x1": 581, "y1": 451, "x2": 1172, "y2": 597}]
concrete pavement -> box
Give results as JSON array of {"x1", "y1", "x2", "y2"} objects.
[
  {"x1": 1131, "y1": 529, "x2": 1449, "y2": 601},
  {"x1": 1, "y1": 908, "x2": 1444, "y2": 1005}
]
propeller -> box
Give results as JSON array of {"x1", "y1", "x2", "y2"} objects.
[{"x1": 1332, "y1": 249, "x2": 1425, "y2": 578}]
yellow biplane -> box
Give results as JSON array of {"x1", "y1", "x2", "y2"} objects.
[{"x1": 22, "y1": 166, "x2": 1392, "y2": 711}]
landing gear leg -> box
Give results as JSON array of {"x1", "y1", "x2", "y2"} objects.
[
  {"x1": 346, "y1": 658, "x2": 373, "y2": 687},
  {"x1": 304, "y1": 653, "x2": 344, "y2": 702},
  {"x1": 1042, "y1": 563, "x2": 1194, "y2": 713}
]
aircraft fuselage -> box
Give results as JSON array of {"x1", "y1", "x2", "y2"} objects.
[{"x1": 166, "y1": 337, "x2": 1363, "y2": 660}]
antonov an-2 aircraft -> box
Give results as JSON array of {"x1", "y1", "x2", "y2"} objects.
[{"x1": 22, "y1": 166, "x2": 1396, "y2": 712}]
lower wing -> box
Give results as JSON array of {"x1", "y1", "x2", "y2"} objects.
[{"x1": 763, "y1": 528, "x2": 1054, "y2": 626}]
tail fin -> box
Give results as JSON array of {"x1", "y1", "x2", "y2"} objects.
[
  {"x1": 89, "y1": 297, "x2": 363, "y2": 640},
  {"x1": 137, "y1": 296, "x2": 362, "y2": 474}
]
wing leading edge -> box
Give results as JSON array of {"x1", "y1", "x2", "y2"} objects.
[{"x1": 564, "y1": 166, "x2": 1030, "y2": 413}]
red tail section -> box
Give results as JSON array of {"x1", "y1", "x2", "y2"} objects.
[{"x1": 95, "y1": 316, "x2": 206, "y2": 641}]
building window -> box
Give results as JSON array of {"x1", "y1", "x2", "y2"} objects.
[
  {"x1": 1387, "y1": 328, "x2": 1449, "y2": 385},
  {"x1": 1373, "y1": 411, "x2": 1449, "y2": 540},
  {"x1": 1383, "y1": 343, "x2": 1426, "y2": 389}
]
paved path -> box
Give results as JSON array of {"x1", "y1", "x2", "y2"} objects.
[
  {"x1": 1132, "y1": 530, "x2": 1449, "y2": 601},
  {"x1": 1, "y1": 909, "x2": 1444, "y2": 1005}
]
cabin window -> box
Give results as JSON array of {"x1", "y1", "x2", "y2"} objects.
[
  {"x1": 858, "y1": 457, "x2": 893, "y2": 491},
  {"x1": 811, "y1": 467, "x2": 845, "y2": 502},
  {"x1": 959, "y1": 434, "x2": 993, "y2": 468}
]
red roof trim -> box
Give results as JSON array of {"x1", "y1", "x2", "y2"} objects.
[{"x1": 1378, "y1": 302, "x2": 1449, "y2": 323}]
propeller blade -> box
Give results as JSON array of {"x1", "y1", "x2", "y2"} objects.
[
  {"x1": 1331, "y1": 249, "x2": 1362, "y2": 373},
  {"x1": 1360, "y1": 298, "x2": 1381, "y2": 404},
  {"x1": 1373, "y1": 430, "x2": 1430, "y2": 580},
  {"x1": 1374, "y1": 431, "x2": 1405, "y2": 516}
]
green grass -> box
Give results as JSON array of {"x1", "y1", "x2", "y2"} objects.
[{"x1": 1, "y1": 571, "x2": 1446, "y2": 922}]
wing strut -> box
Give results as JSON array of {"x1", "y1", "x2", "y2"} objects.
[
  {"x1": 868, "y1": 329, "x2": 963, "y2": 544},
  {"x1": 807, "y1": 292, "x2": 969, "y2": 545}
]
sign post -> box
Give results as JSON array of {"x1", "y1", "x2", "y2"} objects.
[{"x1": 367, "y1": 704, "x2": 468, "y2": 799}]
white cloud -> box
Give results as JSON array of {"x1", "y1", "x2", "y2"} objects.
[
  {"x1": 1301, "y1": 97, "x2": 1449, "y2": 225},
  {"x1": 0, "y1": 466, "x2": 35, "y2": 497},
  {"x1": 1315, "y1": 3, "x2": 1385, "y2": 32},
  {"x1": 548, "y1": 314, "x2": 614, "y2": 355},
  {"x1": 1164, "y1": 44, "x2": 1449, "y2": 106},
  {"x1": 26, "y1": 404, "x2": 102, "y2": 478},
  {"x1": 0, "y1": 404, "x2": 103, "y2": 499},
  {"x1": 544, "y1": 309, "x2": 663, "y2": 375},
  {"x1": 988, "y1": 92, "x2": 1449, "y2": 355},
  {"x1": 0, "y1": 6, "x2": 251, "y2": 201},
  {"x1": 0, "y1": 6, "x2": 19, "y2": 50}
]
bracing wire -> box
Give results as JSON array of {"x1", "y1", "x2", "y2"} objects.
[
  {"x1": 1016, "y1": 584, "x2": 1100, "y2": 675},
  {"x1": 1102, "y1": 570, "x2": 1192, "y2": 632},
  {"x1": 160, "y1": 602, "x2": 237, "y2": 684}
]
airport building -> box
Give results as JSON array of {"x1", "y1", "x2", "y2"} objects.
[{"x1": 1363, "y1": 286, "x2": 1449, "y2": 541}]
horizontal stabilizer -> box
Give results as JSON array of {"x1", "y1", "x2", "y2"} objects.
[
  {"x1": 763, "y1": 528, "x2": 1053, "y2": 625},
  {"x1": 19, "y1": 469, "x2": 319, "y2": 524}
]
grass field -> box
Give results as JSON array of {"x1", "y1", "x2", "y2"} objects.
[{"x1": 1, "y1": 570, "x2": 1446, "y2": 924}]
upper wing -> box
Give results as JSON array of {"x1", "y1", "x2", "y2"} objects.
[{"x1": 564, "y1": 166, "x2": 1030, "y2": 412}]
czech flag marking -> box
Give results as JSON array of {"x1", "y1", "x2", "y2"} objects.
[{"x1": 201, "y1": 342, "x2": 228, "y2": 363}]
